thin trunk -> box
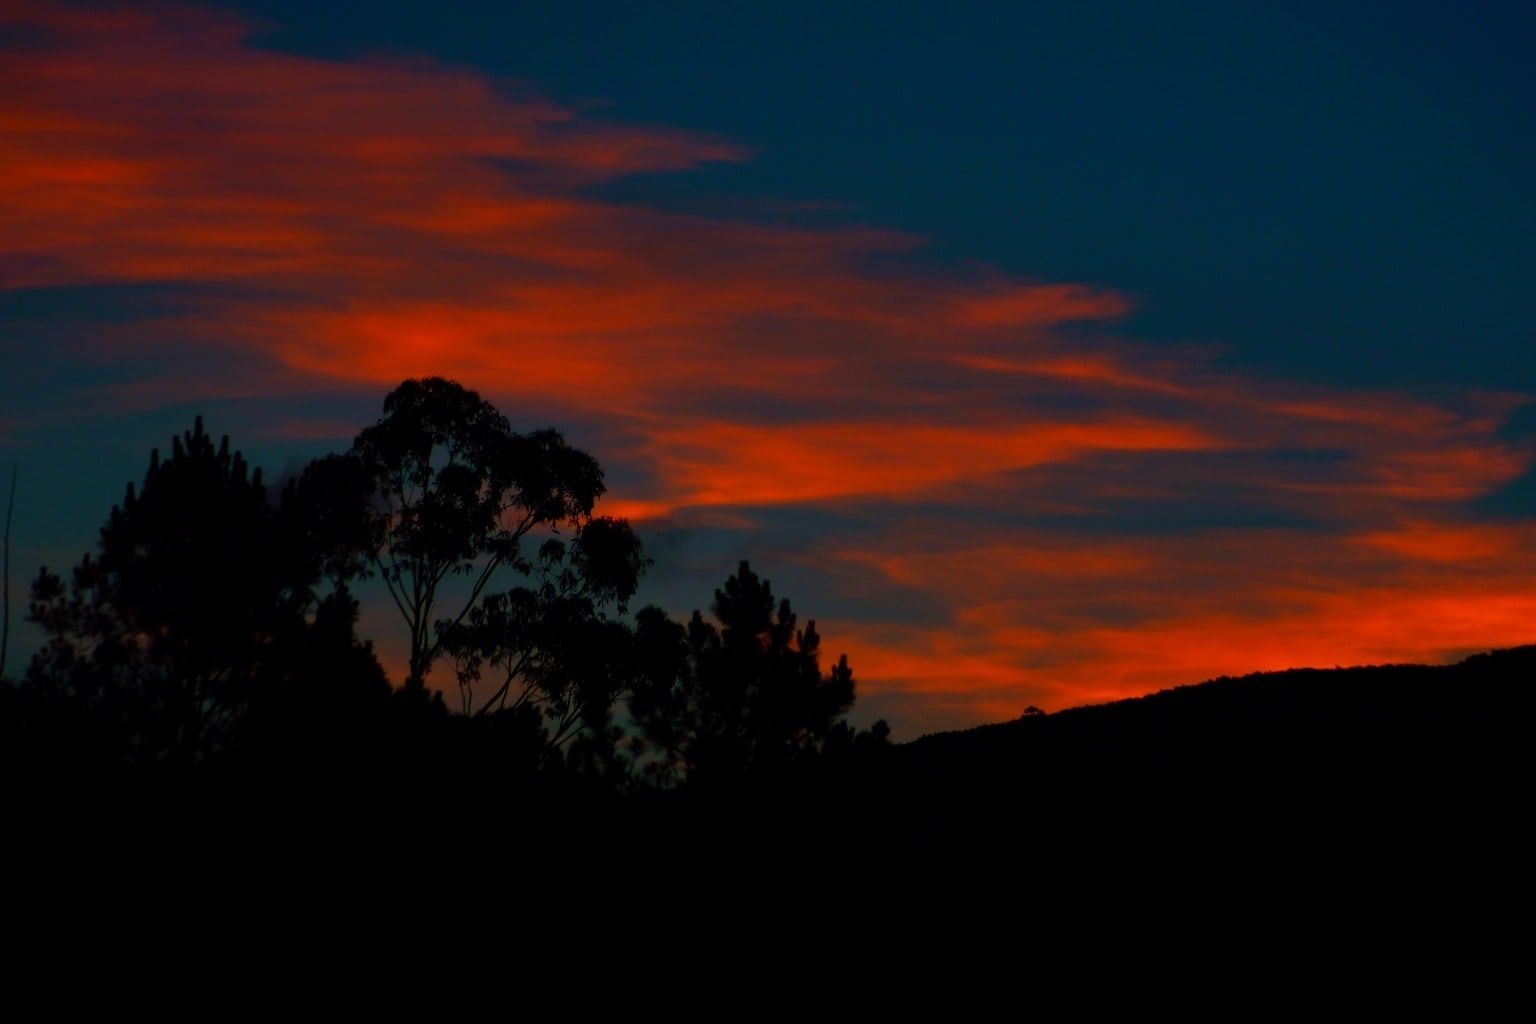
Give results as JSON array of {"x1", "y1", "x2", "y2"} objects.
[{"x1": 1, "y1": 465, "x2": 14, "y2": 680}]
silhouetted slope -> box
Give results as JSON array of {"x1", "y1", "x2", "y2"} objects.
[
  {"x1": 879, "y1": 646, "x2": 1532, "y2": 842},
  {"x1": 907, "y1": 645, "x2": 1531, "y2": 762}
]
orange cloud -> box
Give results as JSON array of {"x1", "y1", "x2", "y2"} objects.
[
  {"x1": 949, "y1": 283, "x2": 1134, "y2": 327},
  {"x1": 636, "y1": 418, "x2": 1224, "y2": 509},
  {"x1": 1357, "y1": 520, "x2": 1527, "y2": 563}
]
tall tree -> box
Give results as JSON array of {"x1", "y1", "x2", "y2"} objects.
[
  {"x1": 301, "y1": 377, "x2": 644, "y2": 704},
  {"x1": 26, "y1": 418, "x2": 381, "y2": 766}
]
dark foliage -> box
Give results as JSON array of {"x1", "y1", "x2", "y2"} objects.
[
  {"x1": 441, "y1": 526, "x2": 646, "y2": 757},
  {"x1": 23, "y1": 418, "x2": 387, "y2": 768},
  {"x1": 627, "y1": 560, "x2": 885, "y2": 787}
]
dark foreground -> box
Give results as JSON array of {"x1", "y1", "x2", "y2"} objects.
[{"x1": 9, "y1": 648, "x2": 1529, "y2": 900}]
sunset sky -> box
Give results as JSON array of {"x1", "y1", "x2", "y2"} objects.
[{"x1": 4, "y1": 0, "x2": 1534, "y2": 737}]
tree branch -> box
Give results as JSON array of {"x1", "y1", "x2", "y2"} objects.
[{"x1": 473, "y1": 650, "x2": 531, "y2": 718}]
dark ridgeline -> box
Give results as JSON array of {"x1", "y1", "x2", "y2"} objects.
[
  {"x1": 890, "y1": 647, "x2": 1533, "y2": 834},
  {"x1": 3, "y1": 377, "x2": 1530, "y2": 950}
]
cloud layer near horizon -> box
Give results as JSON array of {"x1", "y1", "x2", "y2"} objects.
[{"x1": 5, "y1": 2, "x2": 1533, "y2": 735}]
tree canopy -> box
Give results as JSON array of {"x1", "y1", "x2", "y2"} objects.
[
  {"x1": 25, "y1": 417, "x2": 385, "y2": 767},
  {"x1": 15, "y1": 381, "x2": 885, "y2": 794},
  {"x1": 298, "y1": 377, "x2": 639, "y2": 695}
]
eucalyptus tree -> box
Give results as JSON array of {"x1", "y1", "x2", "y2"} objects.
[{"x1": 300, "y1": 378, "x2": 647, "y2": 737}]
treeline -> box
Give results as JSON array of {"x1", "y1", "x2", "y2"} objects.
[{"x1": 2, "y1": 378, "x2": 890, "y2": 804}]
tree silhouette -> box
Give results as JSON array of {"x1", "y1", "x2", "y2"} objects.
[
  {"x1": 26, "y1": 418, "x2": 382, "y2": 767},
  {"x1": 627, "y1": 561, "x2": 864, "y2": 786},
  {"x1": 299, "y1": 377, "x2": 647, "y2": 747}
]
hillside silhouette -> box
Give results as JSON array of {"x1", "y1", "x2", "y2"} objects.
[
  {"x1": 904, "y1": 645, "x2": 1532, "y2": 779},
  {"x1": 887, "y1": 646, "x2": 1532, "y2": 818}
]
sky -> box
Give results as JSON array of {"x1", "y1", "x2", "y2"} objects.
[{"x1": 3, "y1": 0, "x2": 1534, "y2": 737}]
